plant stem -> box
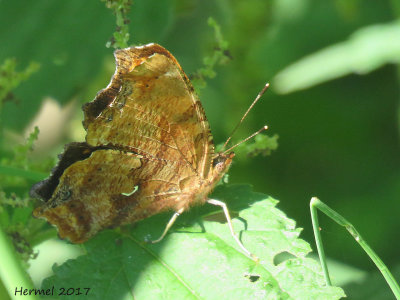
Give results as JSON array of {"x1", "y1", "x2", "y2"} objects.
[
  {"x1": 0, "y1": 223, "x2": 38, "y2": 299},
  {"x1": 310, "y1": 197, "x2": 400, "y2": 299},
  {"x1": 310, "y1": 197, "x2": 331, "y2": 286}
]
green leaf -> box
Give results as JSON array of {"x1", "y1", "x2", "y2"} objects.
[
  {"x1": 40, "y1": 185, "x2": 344, "y2": 299},
  {"x1": 273, "y1": 21, "x2": 400, "y2": 94}
]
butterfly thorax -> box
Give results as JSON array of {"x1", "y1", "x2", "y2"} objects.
[{"x1": 181, "y1": 151, "x2": 235, "y2": 206}]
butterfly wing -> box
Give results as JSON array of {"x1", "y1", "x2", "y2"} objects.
[
  {"x1": 31, "y1": 44, "x2": 215, "y2": 243},
  {"x1": 84, "y1": 44, "x2": 214, "y2": 178},
  {"x1": 32, "y1": 144, "x2": 183, "y2": 242}
]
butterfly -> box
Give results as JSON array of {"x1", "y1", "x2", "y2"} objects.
[{"x1": 30, "y1": 43, "x2": 267, "y2": 259}]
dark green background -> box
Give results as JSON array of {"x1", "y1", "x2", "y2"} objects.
[{"x1": 1, "y1": 0, "x2": 399, "y2": 294}]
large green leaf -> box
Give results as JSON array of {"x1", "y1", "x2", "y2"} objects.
[
  {"x1": 0, "y1": 0, "x2": 174, "y2": 131},
  {"x1": 40, "y1": 185, "x2": 344, "y2": 299},
  {"x1": 273, "y1": 21, "x2": 400, "y2": 94}
]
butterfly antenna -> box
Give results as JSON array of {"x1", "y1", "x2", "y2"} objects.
[
  {"x1": 221, "y1": 83, "x2": 270, "y2": 151},
  {"x1": 222, "y1": 125, "x2": 268, "y2": 155}
]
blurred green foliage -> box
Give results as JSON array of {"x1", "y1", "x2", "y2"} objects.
[
  {"x1": 191, "y1": 17, "x2": 231, "y2": 90},
  {"x1": 0, "y1": 59, "x2": 39, "y2": 112},
  {"x1": 0, "y1": 0, "x2": 399, "y2": 299},
  {"x1": 101, "y1": 0, "x2": 133, "y2": 49}
]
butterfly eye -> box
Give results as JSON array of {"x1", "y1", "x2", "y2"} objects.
[
  {"x1": 212, "y1": 156, "x2": 227, "y2": 173},
  {"x1": 212, "y1": 156, "x2": 224, "y2": 168}
]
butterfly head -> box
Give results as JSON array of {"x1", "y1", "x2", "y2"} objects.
[{"x1": 209, "y1": 151, "x2": 235, "y2": 184}]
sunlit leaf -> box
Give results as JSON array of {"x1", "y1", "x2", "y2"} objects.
[{"x1": 41, "y1": 185, "x2": 345, "y2": 299}]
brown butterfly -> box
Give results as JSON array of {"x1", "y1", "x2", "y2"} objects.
[{"x1": 30, "y1": 44, "x2": 268, "y2": 259}]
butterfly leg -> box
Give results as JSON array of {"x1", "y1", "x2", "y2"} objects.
[
  {"x1": 149, "y1": 207, "x2": 184, "y2": 244},
  {"x1": 207, "y1": 199, "x2": 258, "y2": 261}
]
